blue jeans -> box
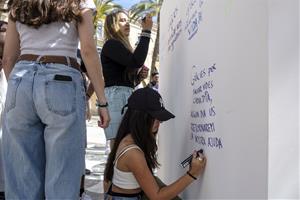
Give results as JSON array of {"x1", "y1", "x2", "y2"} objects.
[
  {"x1": 0, "y1": 70, "x2": 6, "y2": 192},
  {"x1": 104, "y1": 86, "x2": 133, "y2": 140},
  {"x1": 2, "y1": 61, "x2": 86, "y2": 199}
]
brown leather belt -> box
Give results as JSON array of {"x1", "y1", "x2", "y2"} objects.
[{"x1": 18, "y1": 54, "x2": 80, "y2": 70}]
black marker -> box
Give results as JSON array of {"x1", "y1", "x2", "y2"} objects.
[
  {"x1": 181, "y1": 149, "x2": 203, "y2": 168},
  {"x1": 141, "y1": 13, "x2": 149, "y2": 22}
]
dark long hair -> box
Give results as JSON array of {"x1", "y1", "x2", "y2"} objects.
[
  {"x1": 104, "y1": 109, "x2": 160, "y2": 182},
  {"x1": 7, "y1": 0, "x2": 82, "y2": 28}
]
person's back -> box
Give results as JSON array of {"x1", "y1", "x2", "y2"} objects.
[
  {"x1": 112, "y1": 143, "x2": 143, "y2": 191},
  {"x1": 17, "y1": 21, "x2": 78, "y2": 58}
]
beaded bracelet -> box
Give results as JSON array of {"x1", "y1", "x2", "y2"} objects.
[{"x1": 186, "y1": 171, "x2": 197, "y2": 180}]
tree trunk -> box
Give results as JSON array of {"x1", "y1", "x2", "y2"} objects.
[{"x1": 150, "y1": 11, "x2": 160, "y2": 75}]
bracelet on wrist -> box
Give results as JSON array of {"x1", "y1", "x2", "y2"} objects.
[
  {"x1": 96, "y1": 101, "x2": 109, "y2": 108},
  {"x1": 142, "y1": 29, "x2": 151, "y2": 34},
  {"x1": 186, "y1": 171, "x2": 197, "y2": 180},
  {"x1": 140, "y1": 33, "x2": 151, "y2": 39}
]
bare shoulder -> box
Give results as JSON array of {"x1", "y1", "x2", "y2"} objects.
[
  {"x1": 80, "y1": 8, "x2": 92, "y2": 14},
  {"x1": 116, "y1": 143, "x2": 146, "y2": 171},
  {"x1": 124, "y1": 147, "x2": 146, "y2": 168},
  {"x1": 118, "y1": 144, "x2": 144, "y2": 159},
  {"x1": 78, "y1": 6, "x2": 94, "y2": 25},
  {"x1": 126, "y1": 147, "x2": 144, "y2": 158}
]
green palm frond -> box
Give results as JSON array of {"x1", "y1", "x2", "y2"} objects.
[
  {"x1": 129, "y1": 0, "x2": 162, "y2": 22},
  {"x1": 93, "y1": 0, "x2": 122, "y2": 26}
]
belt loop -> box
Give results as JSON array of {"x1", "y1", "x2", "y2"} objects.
[
  {"x1": 66, "y1": 56, "x2": 71, "y2": 67},
  {"x1": 36, "y1": 55, "x2": 43, "y2": 63}
]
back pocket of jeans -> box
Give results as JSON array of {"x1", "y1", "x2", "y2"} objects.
[
  {"x1": 5, "y1": 77, "x2": 21, "y2": 112},
  {"x1": 45, "y1": 80, "x2": 76, "y2": 116}
]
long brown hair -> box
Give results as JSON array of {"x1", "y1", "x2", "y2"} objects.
[
  {"x1": 104, "y1": 9, "x2": 133, "y2": 52},
  {"x1": 104, "y1": 109, "x2": 160, "y2": 182},
  {"x1": 7, "y1": 0, "x2": 82, "y2": 28}
]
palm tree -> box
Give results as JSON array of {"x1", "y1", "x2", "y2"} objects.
[
  {"x1": 93, "y1": 0, "x2": 122, "y2": 46},
  {"x1": 129, "y1": 0, "x2": 163, "y2": 74},
  {"x1": 93, "y1": 0, "x2": 122, "y2": 25}
]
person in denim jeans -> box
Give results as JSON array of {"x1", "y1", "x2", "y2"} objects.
[
  {"x1": 104, "y1": 88, "x2": 207, "y2": 200},
  {"x1": 2, "y1": 0, "x2": 110, "y2": 199}
]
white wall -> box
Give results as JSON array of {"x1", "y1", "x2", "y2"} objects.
[
  {"x1": 268, "y1": 0, "x2": 299, "y2": 199},
  {"x1": 158, "y1": 0, "x2": 268, "y2": 199},
  {"x1": 158, "y1": 0, "x2": 300, "y2": 199}
]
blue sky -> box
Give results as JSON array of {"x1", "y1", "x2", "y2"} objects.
[{"x1": 114, "y1": 0, "x2": 141, "y2": 9}]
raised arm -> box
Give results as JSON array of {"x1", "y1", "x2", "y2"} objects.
[
  {"x1": 102, "y1": 15, "x2": 153, "y2": 69},
  {"x1": 102, "y1": 36, "x2": 150, "y2": 69}
]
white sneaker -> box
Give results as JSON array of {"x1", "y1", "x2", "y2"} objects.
[{"x1": 80, "y1": 192, "x2": 92, "y2": 200}]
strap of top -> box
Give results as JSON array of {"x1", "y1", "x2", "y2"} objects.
[{"x1": 113, "y1": 144, "x2": 142, "y2": 165}]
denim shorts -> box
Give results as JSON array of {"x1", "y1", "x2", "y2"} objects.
[{"x1": 104, "y1": 86, "x2": 133, "y2": 140}]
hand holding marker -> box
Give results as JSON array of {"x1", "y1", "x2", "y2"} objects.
[
  {"x1": 141, "y1": 13, "x2": 147, "y2": 22},
  {"x1": 181, "y1": 149, "x2": 204, "y2": 168}
]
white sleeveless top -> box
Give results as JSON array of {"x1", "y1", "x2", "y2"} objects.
[
  {"x1": 16, "y1": 0, "x2": 95, "y2": 59},
  {"x1": 112, "y1": 144, "x2": 142, "y2": 189}
]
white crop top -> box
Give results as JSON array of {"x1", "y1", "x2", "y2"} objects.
[
  {"x1": 112, "y1": 144, "x2": 142, "y2": 189},
  {"x1": 16, "y1": 0, "x2": 95, "y2": 59}
]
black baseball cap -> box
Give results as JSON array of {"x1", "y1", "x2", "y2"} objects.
[{"x1": 126, "y1": 87, "x2": 175, "y2": 121}]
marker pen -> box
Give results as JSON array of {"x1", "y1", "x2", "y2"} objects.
[{"x1": 181, "y1": 149, "x2": 203, "y2": 168}]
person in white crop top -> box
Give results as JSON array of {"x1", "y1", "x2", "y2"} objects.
[
  {"x1": 104, "y1": 87, "x2": 207, "y2": 200},
  {"x1": 2, "y1": 0, "x2": 110, "y2": 199}
]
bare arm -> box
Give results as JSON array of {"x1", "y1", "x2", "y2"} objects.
[
  {"x1": 78, "y1": 9, "x2": 110, "y2": 128},
  {"x1": 127, "y1": 150, "x2": 206, "y2": 200},
  {"x1": 85, "y1": 80, "x2": 94, "y2": 121},
  {"x1": 86, "y1": 81, "x2": 94, "y2": 101},
  {"x1": 0, "y1": 59, "x2": 2, "y2": 72},
  {"x1": 2, "y1": 19, "x2": 20, "y2": 79}
]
